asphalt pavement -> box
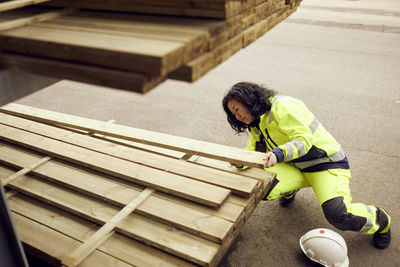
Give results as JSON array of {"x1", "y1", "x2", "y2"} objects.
[{"x1": 13, "y1": 0, "x2": 400, "y2": 266}]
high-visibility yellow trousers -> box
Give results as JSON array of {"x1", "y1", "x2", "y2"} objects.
[{"x1": 264, "y1": 163, "x2": 389, "y2": 235}]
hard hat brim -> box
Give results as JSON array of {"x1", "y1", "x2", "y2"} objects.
[{"x1": 340, "y1": 256, "x2": 349, "y2": 267}]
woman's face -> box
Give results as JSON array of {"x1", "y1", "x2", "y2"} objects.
[{"x1": 227, "y1": 98, "x2": 256, "y2": 125}]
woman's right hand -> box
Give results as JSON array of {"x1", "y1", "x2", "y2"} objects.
[{"x1": 230, "y1": 162, "x2": 244, "y2": 168}]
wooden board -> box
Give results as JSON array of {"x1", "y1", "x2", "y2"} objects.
[
  {"x1": 169, "y1": 33, "x2": 243, "y2": 82},
  {"x1": 0, "y1": 52, "x2": 166, "y2": 93},
  {"x1": 0, "y1": 105, "x2": 273, "y2": 266},
  {"x1": 42, "y1": 0, "x2": 248, "y2": 19},
  {"x1": 0, "y1": 23, "x2": 186, "y2": 76},
  {"x1": 0, "y1": 123, "x2": 231, "y2": 208},
  {"x1": 1, "y1": 103, "x2": 269, "y2": 169},
  {"x1": 0, "y1": 0, "x2": 53, "y2": 13},
  {"x1": 0, "y1": 0, "x2": 302, "y2": 92},
  {"x1": 0, "y1": 112, "x2": 259, "y2": 197},
  {"x1": 9, "y1": 194, "x2": 195, "y2": 267}
]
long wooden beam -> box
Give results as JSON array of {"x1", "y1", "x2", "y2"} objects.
[
  {"x1": 0, "y1": 123, "x2": 230, "y2": 208},
  {"x1": 0, "y1": 52, "x2": 165, "y2": 93},
  {"x1": 4, "y1": 172, "x2": 221, "y2": 266},
  {"x1": 0, "y1": 0, "x2": 52, "y2": 13},
  {"x1": 0, "y1": 8, "x2": 76, "y2": 32},
  {"x1": 0, "y1": 112, "x2": 258, "y2": 196},
  {"x1": 0, "y1": 103, "x2": 267, "y2": 168},
  {"x1": 0, "y1": 143, "x2": 238, "y2": 243},
  {"x1": 1, "y1": 155, "x2": 50, "y2": 185},
  {"x1": 9, "y1": 194, "x2": 195, "y2": 266},
  {"x1": 62, "y1": 188, "x2": 155, "y2": 267}
]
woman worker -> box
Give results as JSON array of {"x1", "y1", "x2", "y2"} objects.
[{"x1": 222, "y1": 81, "x2": 391, "y2": 249}]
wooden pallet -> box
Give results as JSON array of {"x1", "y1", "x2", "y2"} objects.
[
  {"x1": 0, "y1": 103, "x2": 275, "y2": 267},
  {"x1": 0, "y1": 0, "x2": 302, "y2": 92}
]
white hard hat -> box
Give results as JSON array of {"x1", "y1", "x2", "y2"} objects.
[{"x1": 299, "y1": 228, "x2": 349, "y2": 267}]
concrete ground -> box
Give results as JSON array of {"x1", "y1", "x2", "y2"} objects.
[{"x1": 7, "y1": 0, "x2": 400, "y2": 266}]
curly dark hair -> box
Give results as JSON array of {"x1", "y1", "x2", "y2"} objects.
[{"x1": 222, "y1": 82, "x2": 277, "y2": 133}]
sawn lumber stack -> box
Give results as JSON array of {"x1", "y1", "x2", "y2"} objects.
[
  {"x1": 0, "y1": 103, "x2": 275, "y2": 267},
  {"x1": 0, "y1": 0, "x2": 302, "y2": 93}
]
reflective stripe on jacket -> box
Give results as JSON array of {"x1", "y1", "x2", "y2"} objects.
[{"x1": 245, "y1": 95, "x2": 349, "y2": 172}]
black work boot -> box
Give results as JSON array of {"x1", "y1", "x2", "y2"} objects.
[
  {"x1": 279, "y1": 190, "x2": 299, "y2": 207},
  {"x1": 373, "y1": 208, "x2": 391, "y2": 249}
]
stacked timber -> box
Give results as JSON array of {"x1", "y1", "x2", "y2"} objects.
[
  {"x1": 0, "y1": 103, "x2": 275, "y2": 267},
  {"x1": 0, "y1": 0, "x2": 302, "y2": 92}
]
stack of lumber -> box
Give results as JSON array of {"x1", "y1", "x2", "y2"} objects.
[
  {"x1": 0, "y1": 0, "x2": 302, "y2": 93},
  {"x1": 0, "y1": 103, "x2": 275, "y2": 267},
  {"x1": 40, "y1": 0, "x2": 280, "y2": 19}
]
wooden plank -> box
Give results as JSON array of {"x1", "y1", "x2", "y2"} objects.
[
  {"x1": 42, "y1": 0, "x2": 243, "y2": 19},
  {"x1": 1, "y1": 155, "x2": 50, "y2": 185},
  {"x1": 0, "y1": 52, "x2": 166, "y2": 93},
  {"x1": 243, "y1": 17, "x2": 267, "y2": 47},
  {"x1": 6, "y1": 189, "x2": 19, "y2": 199},
  {"x1": 0, "y1": 144, "x2": 239, "y2": 242},
  {"x1": 0, "y1": 0, "x2": 52, "y2": 13},
  {"x1": 169, "y1": 33, "x2": 243, "y2": 82},
  {"x1": 11, "y1": 213, "x2": 135, "y2": 267},
  {"x1": 62, "y1": 188, "x2": 155, "y2": 266},
  {"x1": 38, "y1": 11, "x2": 210, "y2": 63},
  {"x1": 0, "y1": 8, "x2": 76, "y2": 32},
  {"x1": 10, "y1": 194, "x2": 195, "y2": 266},
  {"x1": 0, "y1": 123, "x2": 230, "y2": 208},
  {"x1": 0, "y1": 112, "x2": 258, "y2": 196},
  {"x1": 0, "y1": 103, "x2": 267, "y2": 168},
  {"x1": 0, "y1": 23, "x2": 186, "y2": 76},
  {"x1": 5, "y1": 173, "x2": 223, "y2": 265},
  {"x1": 190, "y1": 155, "x2": 275, "y2": 184},
  {"x1": 102, "y1": 135, "x2": 274, "y2": 190}
]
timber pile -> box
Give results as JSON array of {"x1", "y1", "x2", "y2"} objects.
[
  {"x1": 0, "y1": 0, "x2": 302, "y2": 93},
  {"x1": 0, "y1": 103, "x2": 275, "y2": 267}
]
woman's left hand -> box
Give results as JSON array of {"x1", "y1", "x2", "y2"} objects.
[{"x1": 263, "y1": 152, "x2": 277, "y2": 168}]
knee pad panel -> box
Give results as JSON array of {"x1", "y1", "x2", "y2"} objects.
[
  {"x1": 322, "y1": 196, "x2": 366, "y2": 231},
  {"x1": 262, "y1": 177, "x2": 279, "y2": 200}
]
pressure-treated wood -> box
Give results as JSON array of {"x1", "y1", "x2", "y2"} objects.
[
  {"x1": 36, "y1": 11, "x2": 210, "y2": 63},
  {"x1": 0, "y1": 52, "x2": 166, "y2": 93},
  {"x1": 0, "y1": 112, "x2": 258, "y2": 196},
  {"x1": 8, "y1": 193, "x2": 196, "y2": 266},
  {"x1": 0, "y1": 23, "x2": 186, "y2": 76},
  {"x1": 0, "y1": 0, "x2": 302, "y2": 92},
  {"x1": 3, "y1": 170, "x2": 224, "y2": 265},
  {"x1": 0, "y1": 8, "x2": 75, "y2": 31},
  {"x1": 1, "y1": 155, "x2": 50, "y2": 185},
  {"x1": 0, "y1": 106, "x2": 274, "y2": 266},
  {"x1": 42, "y1": 0, "x2": 246, "y2": 19},
  {"x1": 0, "y1": 0, "x2": 52, "y2": 13},
  {"x1": 169, "y1": 32, "x2": 243, "y2": 82},
  {"x1": 0, "y1": 103, "x2": 268, "y2": 168},
  {"x1": 0, "y1": 123, "x2": 230, "y2": 208},
  {"x1": 0, "y1": 144, "x2": 243, "y2": 243},
  {"x1": 62, "y1": 188, "x2": 155, "y2": 266}
]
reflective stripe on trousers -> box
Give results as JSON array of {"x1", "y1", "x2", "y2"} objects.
[
  {"x1": 264, "y1": 163, "x2": 379, "y2": 234},
  {"x1": 292, "y1": 146, "x2": 346, "y2": 169}
]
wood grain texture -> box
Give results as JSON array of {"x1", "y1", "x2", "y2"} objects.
[
  {"x1": 0, "y1": 103, "x2": 268, "y2": 168},
  {"x1": 0, "y1": 52, "x2": 166, "y2": 93},
  {"x1": 0, "y1": 112, "x2": 258, "y2": 196},
  {"x1": 62, "y1": 188, "x2": 154, "y2": 266},
  {"x1": 0, "y1": 107, "x2": 274, "y2": 266},
  {"x1": 0, "y1": 0, "x2": 52, "y2": 12},
  {"x1": 9, "y1": 193, "x2": 195, "y2": 266},
  {"x1": 0, "y1": 123, "x2": 230, "y2": 208}
]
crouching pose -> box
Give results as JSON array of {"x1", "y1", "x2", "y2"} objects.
[{"x1": 222, "y1": 82, "x2": 391, "y2": 249}]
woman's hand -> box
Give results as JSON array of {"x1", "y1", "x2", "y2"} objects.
[
  {"x1": 263, "y1": 152, "x2": 277, "y2": 168},
  {"x1": 230, "y1": 162, "x2": 244, "y2": 168}
]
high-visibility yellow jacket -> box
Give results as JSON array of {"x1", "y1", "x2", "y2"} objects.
[{"x1": 245, "y1": 96, "x2": 349, "y2": 172}]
